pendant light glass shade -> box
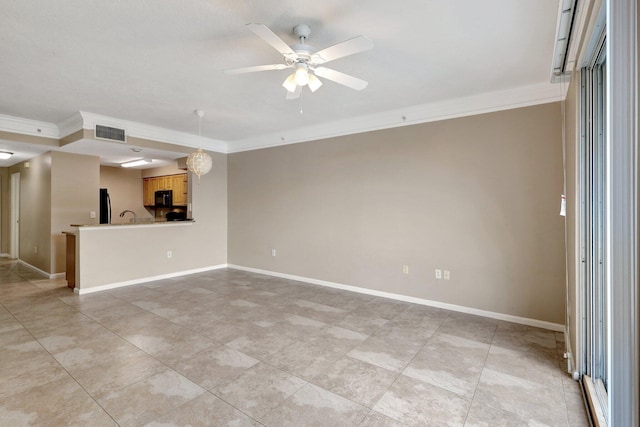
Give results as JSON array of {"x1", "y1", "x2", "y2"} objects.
[
  {"x1": 282, "y1": 74, "x2": 297, "y2": 92},
  {"x1": 186, "y1": 148, "x2": 212, "y2": 178},
  {"x1": 307, "y1": 74, "x2": 323, "y2": 92},
  {"x1": 294, "y1": 65, "x2": 309, "y2": 86}
]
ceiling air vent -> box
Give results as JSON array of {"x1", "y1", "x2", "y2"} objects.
[{"x1": 95, "y1": 124, "x2": 127, "y2": 143}]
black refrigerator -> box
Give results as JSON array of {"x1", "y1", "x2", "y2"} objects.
[{"x1": 99, "y1": 188, "x2": 111, "y2": 224}]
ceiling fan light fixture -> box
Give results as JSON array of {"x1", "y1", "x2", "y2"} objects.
[
  {"x1": 294, "y1": 64, "x2": 309, "y2": 86},
  {"x1": 227, "y1": 23, "x2": 372, "y2": 99},
  {"x1": 307, "y1": 73, "x2": 323, "y2": 92},
  {"x1": 282, "y1": 74, "x2": 297, "y2": 92}
]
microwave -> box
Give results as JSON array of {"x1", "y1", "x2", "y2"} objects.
[{"x1": 155, "y1": 190, "x2": 173, "y2": 207}]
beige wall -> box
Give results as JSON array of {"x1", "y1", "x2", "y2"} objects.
[
  {"x1": 100, "y1": 166, "x2": 152, "y2": 222},
  {"x1": 51, "y1": 152, "x2": 100, "y2": 273},
  {"x1": 12, "y1": 153, "x2": 52, "y2": 272},
  {"x1": 229, "y1": 103, "x2": 566, "y2": 324},
  {"x1": 4, "y1": 152, "x2": 100, "y2": 273},
  {"x1": 142, "y1": 164, "x2": 186, "y2": 178},
  {"x1": 191, "y1": 151, "x2": 227, "y2": 252},
  {"x1": 77, "y1": 151, "x2": 227, "y2": 290}
]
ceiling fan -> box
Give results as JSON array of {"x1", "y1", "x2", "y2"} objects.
[{"x1": 224, "y1": 23, "x2": 373, "y2": 99}]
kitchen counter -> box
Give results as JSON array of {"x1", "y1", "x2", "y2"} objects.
[
  {"x1": 70, "y1": 219, "x2": 195, "y2": 229},
  {"x1": 66, "y1": 219, "x2": 211, "y2": 294}
]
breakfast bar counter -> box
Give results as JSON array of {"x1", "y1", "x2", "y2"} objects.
[{"x1": 66, "y1": 220, "x2": 207, "y2": 294}]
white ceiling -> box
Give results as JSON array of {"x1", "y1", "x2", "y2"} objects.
[{"x1": 0, "y1": 0, "x2": 562, "y2": 165}]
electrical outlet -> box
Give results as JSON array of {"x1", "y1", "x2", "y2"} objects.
[
  {"x1": 167, "y1": 250, "x2": 172, "y2": 259},
  {"x1": 272, "y1": 249, "x2": 276, "y2": 257},
  {"x1": 402, "y1": 265, "x2": 409, "y2": 275},
  {"x1": 435, "y1": 269, "x2": 442, "y2": 279},
  {"x1": 444, "y1": 270, "x2": 450, "y2": 280},
  {"x1": 90, "y1": 211, "x2": 96, "y2": 219}
]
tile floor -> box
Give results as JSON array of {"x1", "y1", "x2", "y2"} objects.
[{"x1": 0, "y1": 260, "x2": 590, "y2": 426}]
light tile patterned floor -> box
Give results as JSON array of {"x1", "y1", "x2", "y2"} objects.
[{"x1": 0, "y1": 260, "x2": 590, "y2": 426}]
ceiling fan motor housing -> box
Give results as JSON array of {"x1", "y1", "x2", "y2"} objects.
[
  {"x1": 290, "y1": 44, "x2": 314, "y2": 62},
  {"x1": 293, "y1": 24, "x2": 311, "y2": 39}
]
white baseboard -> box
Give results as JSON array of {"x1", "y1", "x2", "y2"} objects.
[
  {"x1": 0, "y1": 253, "x2": 11, "y2": 258},
  {"x1": 564, "y1": 324, "x2": 578, "y2": 377},
  {"x1": 17, "y1": 259, "x2": 63, "y2": 280},
  {"x1": 75, "y1": 264, "x2": 228, "y2": 295},
  {"x1": 228, "y1": 264, "x2": 565, "y2": 332}
]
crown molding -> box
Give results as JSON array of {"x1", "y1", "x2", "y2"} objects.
[
  {"x1": 78, "y1": 111, "x2": 228, "y2": 153},
  {"x1": 0, "y1": 111, "x2": 228, "y2": 153},
  {"x1": 0, "y1": 113, "x2": 59, "y2": 139},
  {"x1": 227, "y1": 81, "x2": 567, "y2": 153},
  {"x1": 0, "y1": 81, "x2": 567, "y2": 155},
  {"x1": 57, "y1": 112, "x2": 84, "y2": 138}
]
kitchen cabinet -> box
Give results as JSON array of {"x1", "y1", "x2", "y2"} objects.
[
  {"x1": 143, "y1": 178, "x2": 154, "y2": 206},
  {"x1": 170, "y1": 174, "x2": 188, "y2": 206},
  {"x1": 143, "y1": 173, "x2": 188, "y2": 207}
]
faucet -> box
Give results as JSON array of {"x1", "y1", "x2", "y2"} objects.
[{"x1": 119, "y1": 210, "x2": 137, "y2": 223}]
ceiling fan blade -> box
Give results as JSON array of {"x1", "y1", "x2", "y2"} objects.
[
  {"x1": 247, "y1": 23, "x2": 297, "y2": 57},
  {"x1": 314, "y1": 67, "x2": 368, "y2": 91},
  {"x1": 311, "y1": 36, "x2": 373, "y2": 64},
  {"x1": 224, "y1": 64, "x2": 290, "y2": 75},
  {"x1": 286, "y1": 85, "x2": 302, "y2": 100}
]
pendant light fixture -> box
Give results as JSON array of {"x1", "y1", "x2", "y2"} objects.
[{"x1": 186, "y1": 110, "x2": 213, "y2": 180}]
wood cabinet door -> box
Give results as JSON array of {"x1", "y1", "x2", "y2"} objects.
[
  {"x1": 156, "y1": 176, "x2": 168, "y2": 190},
  {"x1": 143, "y1": 178, "x2": 154, "y2": 206},
  {"x1": 171, "y1": 174, "x2": 188, "y2": 206}
]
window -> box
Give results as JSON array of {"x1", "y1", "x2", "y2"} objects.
[{"x1": 579, "y1": 11, "x2": 608, "y2": 420}]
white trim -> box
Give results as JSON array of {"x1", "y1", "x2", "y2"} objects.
[
  {"x1": 565, "y1": 324, "x2": 577, "y2": 374},
  {"x1": 607, "y1": 0, "x2": 639, "y2": 425},
  {"x1": 0, "y1": 83, "x2": 568, "y2": 155},
  {"x1": 0, "y1": 253, "x2": 10, "y2": 258},
  {"x1": 0, "y1": 113, "x2": 59, "y2": 138},
  {"x1": 228, "y1": 264, "x2": 565, "y2": 332},
  {"x1": 57, "y1": 112, "x2": 85, "y2": 139},
  {"x1": 17, "y1": 259, "x2": 60, "y2": 279},
  {"x1": 227, "y1": 82, "x2": 567, "y2": 153},
  {"x1": 74, "y1": 264, "x2": 228, "y2": 295},
  {"x1": 77, "y1": 111, "x2": 227, "y2": 153}
]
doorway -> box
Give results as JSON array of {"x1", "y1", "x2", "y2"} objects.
[{"x1": 10, "y1": 172, "x2": 19, "y2": 259}]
